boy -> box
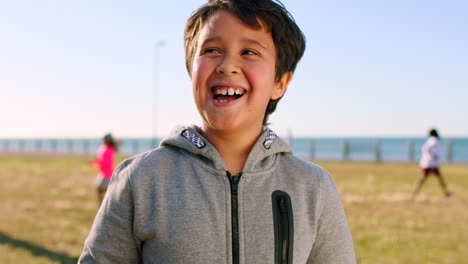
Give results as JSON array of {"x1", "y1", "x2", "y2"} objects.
[{"x1": 79, "y1": 0, "x2": 355, "y2": 263}]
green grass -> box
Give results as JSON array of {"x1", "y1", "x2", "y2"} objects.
[
  {"x1": 0, "y1": 153, "x2": 467, "y2": 263},
  {"x1": 0, "y1": 153, "x2": 128, "y2": 264},
  {"x1": 315, "y1": 161, "x2": 468, "y2": 264}
]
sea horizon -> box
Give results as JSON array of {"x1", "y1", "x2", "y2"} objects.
[{"x1": 1, "y1": 136, "x2": 467, "y2": 163}]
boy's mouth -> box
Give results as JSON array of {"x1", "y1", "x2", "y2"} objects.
[{"x1": 211, "y1": 86, "x2": 245, "y2": 103}]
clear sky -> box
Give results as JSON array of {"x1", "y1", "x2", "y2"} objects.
[{"x1": 1, "y1": 0, "x2": 467, "y2": 138}]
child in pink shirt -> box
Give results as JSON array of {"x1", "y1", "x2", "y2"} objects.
[{"x1": 91, "y1": 134, "x2": 117, "y2": 205}]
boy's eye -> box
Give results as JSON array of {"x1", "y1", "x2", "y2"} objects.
[
  {"x1": 203, "y1": 48, "x2": 220, "y2": 54},
  {"x1": 242, "y1": 49, "x2": 258, "y2": 55}
]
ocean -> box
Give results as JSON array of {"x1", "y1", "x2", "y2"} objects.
[
  {"x1": 291, "y1": 137, "x2": 468, "y2": 163},
  {"x1": 1, "y1": 137, "x2": 468, "y2": 163}
]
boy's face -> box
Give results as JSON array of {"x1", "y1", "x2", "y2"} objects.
[{"x1": 191, "y1": 10, "x2": 291, "y2": 134}]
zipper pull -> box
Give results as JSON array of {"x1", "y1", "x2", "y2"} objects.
[
  {"x1": 232, "y1": 175, "x2": 240, "y2": 185},
  {"x1": 232, "y1": 175, "x2": 240, "y2": 194},
  {"x1": 227, "y1": 171, "x2": 242, "y2": 194}
]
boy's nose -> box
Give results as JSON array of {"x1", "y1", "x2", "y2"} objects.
[{"x1": 216, "y1": 55, "x2": 239, "y2": 75}]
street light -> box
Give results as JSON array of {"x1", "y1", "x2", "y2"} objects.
[{"x1": 152, "y1": 40, "x2": 165, "y2": 149}]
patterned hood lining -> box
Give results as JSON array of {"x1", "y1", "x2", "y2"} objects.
[{"x1": 160, "y1": 125, "x2": 292, "y2": 172}]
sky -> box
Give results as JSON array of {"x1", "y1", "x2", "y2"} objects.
[{"x1": 1, "y1": 0, "x2": 467, "y2": 139}]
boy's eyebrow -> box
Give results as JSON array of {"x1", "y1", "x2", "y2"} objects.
[
  {"x1": 200, "y1": 37, "x2": 222, "y2": 46},
  {"x1": 241, "y1": 38, "x2": 268, "y2": 50},
  {"x1": 201, "y1": 36, "x2": 268, "y2": 50}
]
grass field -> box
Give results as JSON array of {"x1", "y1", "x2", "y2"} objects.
[{"x1": 0, "y1": 153, "x2": 467, "y2": 263}]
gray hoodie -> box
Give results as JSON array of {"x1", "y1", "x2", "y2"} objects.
[{"x1": 79, "y1": 125, "x2": 355, "y2": 264}]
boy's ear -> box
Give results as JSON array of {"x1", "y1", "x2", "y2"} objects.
[{"x1": 271, "y1": 71, "x2": 293, "y2": 100}]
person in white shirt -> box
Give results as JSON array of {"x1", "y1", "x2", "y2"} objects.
[{"x1": 413, "y1": 128, "x2": 452, "y2": 197}]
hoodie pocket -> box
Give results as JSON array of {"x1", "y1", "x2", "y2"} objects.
[{"x1": 272, "y1": 190, "x2": 294, "y2": 264}]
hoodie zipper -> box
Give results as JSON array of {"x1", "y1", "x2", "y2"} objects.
[
  {"x1": 272, "y1": 191, "x2": 294, "y2": 264},
  {"x1": 227, "y1": 171, "x2": 242, "y2": 264}
]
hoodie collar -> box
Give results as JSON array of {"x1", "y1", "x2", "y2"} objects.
[{"x1": 160, "y1": 125, "x2": 292, "y2": 173}]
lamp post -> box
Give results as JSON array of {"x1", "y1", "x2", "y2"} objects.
[{"x1": 152, "y1": 40, "x2": 165, "y2": 149}]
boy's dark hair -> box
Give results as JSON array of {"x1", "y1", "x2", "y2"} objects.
[{"x1": 184, "y1": 0, "x2": 306, "y2": 126}]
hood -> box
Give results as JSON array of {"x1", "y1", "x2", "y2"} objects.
[{"x1": 160, "y1": 125, "x2": 292, "y2": 173}]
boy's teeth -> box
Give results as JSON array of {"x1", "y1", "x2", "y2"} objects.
[{"x1": 213, "y1": 87, "x2": 245, "y2": 96}]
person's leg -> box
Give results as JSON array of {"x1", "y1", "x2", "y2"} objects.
[
  {"x1": 96, "y1": 176, "x2": 109, "y2": 206},
  {"x1": 413, "y1": 168, "x2": 429, "y2": 197},
  {"x1": 433, "y1": 168, "x2": 451, "y2": 197},
  {"x1": 97, "y1": 187, "x2": 107, "y2": 206}
]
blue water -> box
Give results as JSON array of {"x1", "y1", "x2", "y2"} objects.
[
  {"x1": 291, "y1": 137, "x2": 468, "y2": 163},
  {"x1": 1, "y1": 137, "x2": 468, "y2": 163}
]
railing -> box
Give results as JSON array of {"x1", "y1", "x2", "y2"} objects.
[
  {"x1": 0, "y1": 138, "x2": 158, "y2": 156},
  {"x1": 1, "y1": 138, "x2": 467, "y2": 163},
  {"x1": 300, "y1": 139, "x2": 468, "y2": 163}
]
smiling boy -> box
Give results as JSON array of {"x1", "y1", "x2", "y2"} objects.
[
  {"x1": 190, "y1": 9, "x2": 291, "y2": 175},
  {"x1": 79, "y1": 1, "x2": 355, "y2": 263}
]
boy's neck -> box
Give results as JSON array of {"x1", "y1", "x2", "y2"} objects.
[{"x1": 198, "y1": 125, "x2": 263, "y2": 175}]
